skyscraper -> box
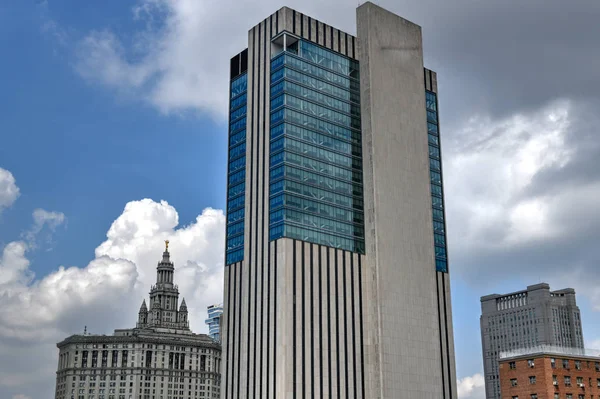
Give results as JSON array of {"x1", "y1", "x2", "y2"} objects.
[
  {"x1": 222, "y1": 3, "x2": 457, "y2": 398},
  {"x1": 206, "y1": 304, "x2": 224, "y2": 342},
  {"x1": 480, "y1": 283, "x2": 585, "y2": 399}
]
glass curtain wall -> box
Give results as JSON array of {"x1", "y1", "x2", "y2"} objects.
[
  {"x1": 225, "y1": 73, "x2": 247, "y2": 265},
  {"x1": 269, "y1": 36, "x2": 365, "y2": 253},
  {"x1": 426, "y1": 90, "x2": 448, "y2": 273}
]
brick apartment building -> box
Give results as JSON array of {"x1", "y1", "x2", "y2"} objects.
[{"x1": 499, "y1": 346, "x2": 600, "y2": 399}]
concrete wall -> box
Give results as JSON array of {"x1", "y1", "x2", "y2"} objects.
[{"x1": 357, "y1": 3, "x2": 456, "y2": 398}]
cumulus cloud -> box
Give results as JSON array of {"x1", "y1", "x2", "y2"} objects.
[
  {"x1": 0, "y1": 199, "x2": 225, "y2": 398},
  {"x1": 0, "y1": 167, "x2": 20, "y2": 214},
  {"x1": 457, "y1": 373, "x2": 485, "y2": 399},
  {"x1": 22, "y1": 208, "x2": 66, "y2": 247},
  {"x1": 444, "y1": 98, "x2": 600, "y2": 307}
]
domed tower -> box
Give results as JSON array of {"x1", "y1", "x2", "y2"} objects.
[
  {"x1": 142, "y1": 240, "x2": 190, "y2": 331},
  {"x1": 178, "y1": 298, "x2": 189, "y2": 328},
  {"x1": 137, "y1": 299, "x2": 148, "y2": 328}
]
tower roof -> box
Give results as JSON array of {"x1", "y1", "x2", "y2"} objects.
[
  {"x1": 180, "y1": 298, "x2": 188, "y2": 312},
  {"x1": 139, "y1": 299, "x2": 148, "y2": 312}
]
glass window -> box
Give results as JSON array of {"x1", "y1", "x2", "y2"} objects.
[
  {"x1": 230, "y1": 74, "x2": 247, "y2": 99},
  {"x1": 510, "y1": 378, "x2": 518, "y2": 386},
  {"x1": 275, "y1": 137, "x2": 362, "y2": 170},
  {"x1": 284, "y1": 94, "x2": 360, "y2": 129},
  {"x1": 529, "y1": 376, "x2": 536, "y2": 384},
  {"x1": 229, "y1": 129, "x2": 246, "y2": 146},
  {"x1": 426, "y1": 91, "x2": 437, "y2": 111},
  {"x1": 299, "y1": 41, "x2": 359, "y2": 78},
  {"x1": 280, "y1": 53, "x2": 359, "y2": 93}
]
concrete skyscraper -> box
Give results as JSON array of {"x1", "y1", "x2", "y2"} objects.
[
  {"x1": 480, "y1": 283, "x2": 585, "y2": 399},
  {"x1": 222, "y1": 3, "x2": 457, "y2": 398}
]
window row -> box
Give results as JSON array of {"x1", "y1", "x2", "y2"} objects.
[
  {"x1": 269, "y1": 193, "x2": 363, "y2": 225},
  {"x1": 230, "y1": 118, "x2": 246, "y2": 134},
  {"x1": 228, "y1": 169, "x2": 245, "y2": 186},
  {"x1": 272, "y1": 53, "x2": 360, "y2": 93},
  {"x1": 227, "y1": 182, "x2": 245, "y2": 199},
  {"x1": 271, "y1": 123, "x2": 361, "y2": 156},
  {"x1": 269, "y1": 205, "x2": 364, "y2": 238},
  {"x1": 227, "y1": 208, "x2": 244, "y2": 224},
  {"x1": 426, "y1": 91, "x2": 437, "y2": 112},
  {"x1": 229, "y1": 155, "x2": 246, "y2": 175},
  {"x1": 229, "y1": 142, "x2": 245, "y2": 160},
  {"x1": 230, "y1": 92, "x2": 247, "y2": 110},
  {"x1": 270, "y1": 178, "x2": 364, "y2": 211},
  {"x1": 429, "y1": 145, "x2": 441, "y2": 159},
  {"x1": 430, "y1": 171, "x2": 442, "y2": 185},
  {"x1": 278, "y1": 94, "x2": 361, "y2": 130},
  {"x1": 270, "y1": 151, "x2": 362, "y2": 184},
  {"x1": 299, "y1": 41, "x2": 359, "y2": 79},
  {"x1": 430, "y1": 158, "x2": 441, "y2": 172},
  {"x1": 229, "y1": 129, "x2": 246, "y2": 146},
  {"x1": 270, "y1": 165, "x2": 363, "y2": 198},
  {"x1": 427, "y1": 110, "x2": 438, "y2": 124},
  {"x1": 230, "y1": 74, "x2": 247, "y2": 99},
  {"x1": 269, "y1": 223, "x2": 365, "y2": 253},
  {"x1": 230, "y1": 105, "x2": 247, "y2": 122},
  {"x1": 227, "y1": 195, "x2": 245, "y2": 212},
  {"x1": 271, "y1": 79, "x2": 359, "y2": 117},
  {"x1": 270, "y1": 137, "x2": 362, "y2": 171},
  {"x1": 226, "y1": 248, "x2": 244, "y2": 264},
  {"x1": 226, "y1": 221, "x2": 244, "y2": 236},
  {"x1": 226, "y1": 235, "x2": 243, "y2": 251},
  {"x1": 271, "y1": 108, "x2": 361, "y2": 144},
  {"x1": 271, "y1": 66, "x2": 358, "y2": 104}
]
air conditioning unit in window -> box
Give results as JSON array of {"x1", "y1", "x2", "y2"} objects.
[
  {"x1": 578, "y1": 383, "x2": 585, "y2": 388},
  {"x1": 553, "y1": 381, "x2": 558, "y2": 386},
  {"x1": 529, "y1": 363, "x2": 535, "y2": 367}
]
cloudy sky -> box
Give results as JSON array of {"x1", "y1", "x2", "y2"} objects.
[{"x1": 1, "y1": 0, "x2": 599, "y2": 398}]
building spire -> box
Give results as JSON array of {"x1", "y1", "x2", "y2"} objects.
[{"x1": 165, "y1": 240, "x2": 169, "y2": 252}]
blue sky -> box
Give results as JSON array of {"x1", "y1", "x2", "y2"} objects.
[{"x1": 1, "y1": 1, "x2": 600, "y2": 398}]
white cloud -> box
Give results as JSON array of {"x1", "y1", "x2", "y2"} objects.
[
  {"x1": 0, "y1": 167, "x2": 20, "y2": 214},
  {"x1": 445, "y1": 99, "x2": 573, "y2": 255},
  {"x1": 0, "y1": 199, "x2": 225, "y2": 397},
  {"x1": 72, "y1": 0, "x2": 358, "y2": 117},
  {"x1": 23, "y1": 208, "x2": 66, "y2": 246},
  {"x1": 457, "y1": 373, "x2": 485, "y2": 399}
]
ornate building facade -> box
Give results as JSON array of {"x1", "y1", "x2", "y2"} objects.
[{"x1": 55, "y1": 243, "x2": 221, "y2": 399}]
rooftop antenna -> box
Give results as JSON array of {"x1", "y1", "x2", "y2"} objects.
[{"x1": 84, "y1": 326, "x2": 87, "y2": 336}]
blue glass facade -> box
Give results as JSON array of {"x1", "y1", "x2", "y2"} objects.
[
  {"x1": 426, "y1": 90, "x2": 448, "y2": 273},
  {"x1": 268, "y1": 39, "x2": 365, "y2": 253},
  {"x1": 205, "y1": 304, "x2": 223, "y2": 342},
  {"x1": 225, "y1": 73, "x2": 247, "y2": 265}
]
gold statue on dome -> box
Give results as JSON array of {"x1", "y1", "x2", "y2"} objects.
[{"x1": 165, "y1": 240, "x2": 169, "y2": 251}]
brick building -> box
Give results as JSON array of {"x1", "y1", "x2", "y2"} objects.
[{"x1": 499, "y1": 346, "x2": 600, "y2": 399}]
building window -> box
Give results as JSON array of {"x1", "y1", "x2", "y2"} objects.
[
  {"x1": 575, "y1": 360, "x2": 581, "y2": 370},
  {"x1": 529, "y1": 376, "x2": 536, "y2": 384},
  {"x1": 511, "y1": 378, "x2": 518, "y2": 387},
  {"x1": 510, "y1": 361, "x2": 516, "y2": 370},
  {"x1": 577, "y1": 377, "x2": 583, "y2": 387},
  {"x1": 512, "y1": 396, "x2": 519, "y2": 399},
  {"x1": 551, "y1": 358, "x2": 556, "y2": 368},
  {"x1": 554, "y1": 394, "x2": 559, "y2": 399},
  {"x1": 566, "y1": 394, "x2": 572, "y2": 399},
  {"x1": 563, "y1": 359, "x2": 570, "y2": 369},
  {"x1": 565, "y1": 376, "x2": 571, "y2": 386},
  {"x1": 531, "y1": 395, "x2": 538, "y2": 399},
  {"x1": 528, "y1": 359, "x2": 535, "y2": 368}
]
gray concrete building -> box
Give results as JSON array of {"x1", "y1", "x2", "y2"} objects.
[
  {"x1": 55, "y1": 243, "x2": 221, "y2": 399},
  {"x1": 222, "y1": 3, "x2": 457, "y2": 398},
  {"x1": 480, "y1": 283, "x2": 585, "y2": 399}
]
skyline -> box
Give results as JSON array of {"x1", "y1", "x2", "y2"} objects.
[{"x1": 1, "y1": 1, "x2": 600, "y2": 398}]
